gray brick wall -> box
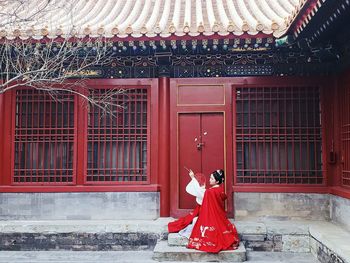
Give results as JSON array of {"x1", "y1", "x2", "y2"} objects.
[
  {"x1": 330, "y1": 195, "x2": 350, "y2": 231},
  {"x1": 0, "y1": 192, "x2": 159, "y2": 220},
  {"x1": 234, "y1": 192, "x2": 330, "y2": 221}
]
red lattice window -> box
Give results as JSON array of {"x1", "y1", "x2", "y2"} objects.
[
  {"x1": 14, "y1": 89, "x2": 75, "y2": 184},
  {"x1": 341, "y1": 85, "x2": 350, "y2": 187},
  {"x1": 87, "y1": 87, "x2": 148, "y2": 183},
  {"x1": 235, "y1": 87, "x2": 323, "y2": 184}
]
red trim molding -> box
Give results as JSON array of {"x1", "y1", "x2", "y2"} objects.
[
  {"x1": 233, "y1": 186, "x2": 329, "y2": 194},
  {"x1": 330, "y1": 186, "x2": 350, "y2": 199},
  {"x1": 0, "y1": 184, "x2": 160, "y2": 193}
]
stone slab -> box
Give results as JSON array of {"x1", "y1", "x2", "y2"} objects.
[
  {"x1": 264, "y1": 221, "x2": 310, "y2": 235},
  {"x1": 0, "y1": 218, "x2": 171, "y2": 234},
  {"x1": 234, "y1": 221, "x2": 266, "y2": 235},
  {"x1": 153, "y1": 241, "x2": 246, "y2": 262},
  {"x1": 310, "y1": 222, "x2": 350, "y2": 263},
  {"x1": 0, "y1": 251, "x2": 320, "y2": 263}
]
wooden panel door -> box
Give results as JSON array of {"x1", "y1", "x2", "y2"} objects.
[{"x1": 178, "y1": 113, "x2": 224, "y2": 209}]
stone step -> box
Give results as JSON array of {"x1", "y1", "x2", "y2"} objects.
[
  {"x1": 168, "y1": 233, "x2": 188, "y2": 246},
  {"x1": 167, "y1": 231, "x2": 266, "y2": 247},
  {"x1": 152, "y1": 241, "x2": 246, "y2": 262},
  {"x1": 0, "y1": 219, "x2": 169, "y2": 251}
]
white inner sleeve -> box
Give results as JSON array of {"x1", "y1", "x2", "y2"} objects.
[{"x1": 185, "y1": 178, "x2": 206, "y2": 205}]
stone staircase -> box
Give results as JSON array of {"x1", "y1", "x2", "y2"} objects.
[
  {"x1": 0, "y1": 219, "x2": 349, "y2": 263},
  {"x1": 152, "y1": 233, "x2": 247, "y2": 262}
]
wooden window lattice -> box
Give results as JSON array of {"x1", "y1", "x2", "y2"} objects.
[
  {"x1": 235, "y1": 87, "x2": 323, "y2": 184},
  {"x1": 14, "y1": 89, "x2": 75, "y2": 184},
  {"x1": 86, "y1": 88, "x2": 148, "y2": 183}
]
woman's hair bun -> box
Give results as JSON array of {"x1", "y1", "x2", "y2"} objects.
[{"x1": 213, "y1": 169, "x2": 225, "y2": 184}]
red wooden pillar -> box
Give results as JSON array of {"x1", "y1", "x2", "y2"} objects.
[
  {"x1": 1, "y1": 91, "x2": 13, "y2": 185},
  {"x1": 158, "y1": 77, "x2": 170, "y2": 217},
  {"x1": 0, "y1": 92, "x2": 3, "y2": 184},
  {"x1": 75, "y1": 92, "x2": 88, "y2": 185}
]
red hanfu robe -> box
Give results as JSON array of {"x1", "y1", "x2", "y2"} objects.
[
  {"x1": 168, "y1": 204, "x2": 201, "y2": 233},
  {"x1": 187, "y1": 185, "x2": 239, "y2": 253}
]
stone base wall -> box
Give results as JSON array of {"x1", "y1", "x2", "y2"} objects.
[
  {"x1": 0, "y1": 192, "x2": 159, "y2": 220},
  {"x1": 234, "y1": 193, "x2": 330, "y2": 221},
  {"x1": 330, "y1": 195, "x2": 350, "y2": 231},
  {"x1": 0, "y1": 232, "x2": 160, "y2": 251}
]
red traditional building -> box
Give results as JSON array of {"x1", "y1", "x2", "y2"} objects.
[{"x1": 0, "y1": 0, "x2": 349, "y2": 225}]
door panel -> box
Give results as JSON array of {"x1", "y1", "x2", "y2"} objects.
[
  {"x1": 178, "y1": 113, "x2": 224, "y2": 210},
  {"x1": 201, "y1": 114, "x2": 224, "y2": 181},
  {"x1": 178, "y1": 114, "x2": 201, "y2": 209}
]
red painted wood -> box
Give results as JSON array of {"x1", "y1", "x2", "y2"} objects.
[
  {"x1": 150, "y1": 78, "x2": 159, "y2": 186},
  {"x1": 177, "y1": 85, "x2": 225, "y2": 105},
  {"x1": 178, "y1": 113, "x2": 202, "y2": 209},
  {"x1": 233, "y1": 185, "x2": 329, "y2": 193},
  {"x1": 76, "y1": 90, "x2": 87, "y2": 185},
  {"x1": 0, "y1": 93, "x2": 3, "y2": 184},
  {"x1": 170, "y1": 76, "x2": 335, "y2": 218},
  {"x1": 1, "y1": 75, "x2": 341, "y2": 206},
  {"x1": 2, "y1": 90, "x2": 14, "y2": 185},
  {"x1": 201, "y1": 114, "x2": 225, "y2": 184},
  {"x1": 0, "y1": 184, "x2": 160, "y2": 192},
  {"x1": 338, "y1": 71, "x2": 350, "y2": 187},
  {"x1": 330, "y1": 186, "x2": 350, "y2": 199},
  {"x1": 158, "y1": 77, "x2": 171, "y2": 216},
  {"x1": 224, "y1": 84, "x2": 234, "y2": 217}
]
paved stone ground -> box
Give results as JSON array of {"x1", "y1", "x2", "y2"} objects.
[{"x1": 0, "y1": 251, "x2": 319, "y2": 263}]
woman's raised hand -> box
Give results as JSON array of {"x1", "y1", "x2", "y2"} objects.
[{"x1": 189, "y1": 169, "x2": 195, "y2": 178}]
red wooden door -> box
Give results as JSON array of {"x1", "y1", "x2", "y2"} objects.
[{"x1": 178, "y1": 113, "x2": 224, "y2": 209}]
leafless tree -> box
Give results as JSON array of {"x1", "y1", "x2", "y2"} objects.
[{"x1": 0, "y1": 0, "x2": 124, "y2": 116}]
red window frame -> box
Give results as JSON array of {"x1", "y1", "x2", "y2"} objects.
[
  {"x1": 84, "y1": 85, "x2": 151, "y2": 185},
  {"x1": 234, "y1": 86, "x2": 324, "y2": 185},
  {"x1": 12, "y1": 88, "x2": 76, "y2": 185},
  {"x1": 3, "y1": 81, "x2": 152, "y2": 188}
]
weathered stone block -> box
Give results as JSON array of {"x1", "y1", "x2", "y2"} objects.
[
  {"x1": 282, "y1": 235, "x2": 310, "y2": 253},
  {"x1": 245, "y1": 240, "x2": 274, "y2": 251},
  {"x1": 167, "y1": 233, "x2": 188, "y2": 246},
  {"x1": 0, "y1": 232, "x2": 159, "y2": 251}
]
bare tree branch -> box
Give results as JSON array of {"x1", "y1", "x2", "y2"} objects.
[{"x1": 0, "y1": 1, "x2": 125, "y2": 117}]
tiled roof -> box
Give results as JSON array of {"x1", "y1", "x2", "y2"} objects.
[{"x1": 0, "y1": 0, "x2": 309, "y2": 39}]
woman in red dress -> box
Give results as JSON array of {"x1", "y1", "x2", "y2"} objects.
[
  {"x1": 187, "y1": 169, "x2": 239, "y2": 253},
  {"x1": 168, "y1": 169, "x2": 240, "y2": 253}
]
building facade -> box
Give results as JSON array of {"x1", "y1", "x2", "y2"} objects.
[{"x1": 0, "y1": 0, "x2": 349, "y2": 228}]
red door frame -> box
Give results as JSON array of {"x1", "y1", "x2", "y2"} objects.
[
  {"x1": 170, "y1": 79, "x2": 234, "y2": 217},
  {"x1": 177, "y1": 112, "x2": 225, "y2": 210}
]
